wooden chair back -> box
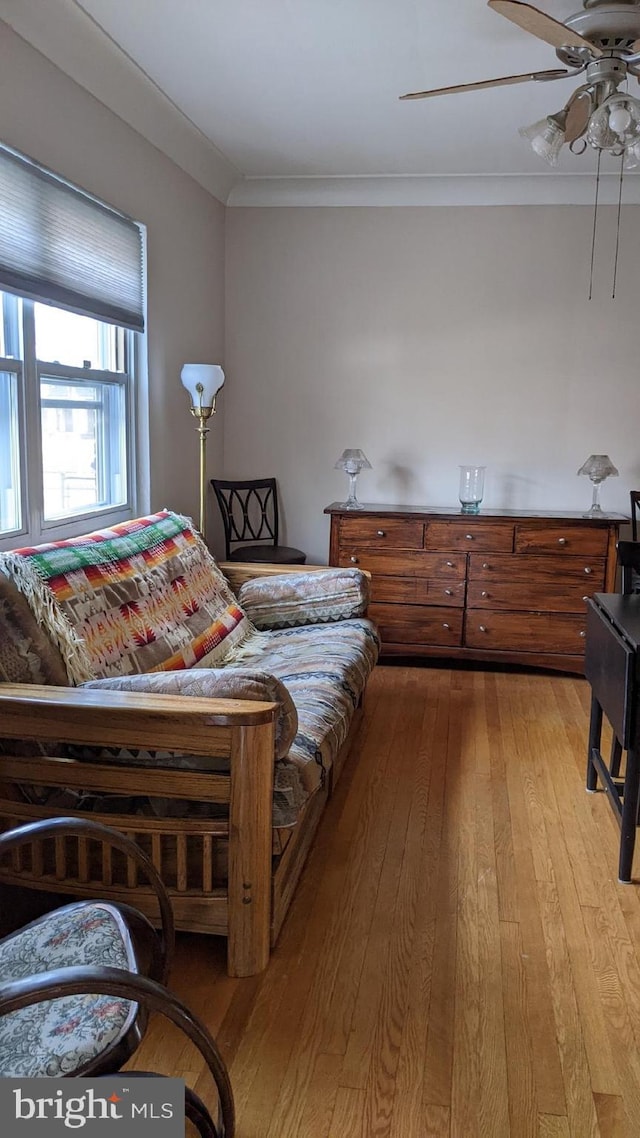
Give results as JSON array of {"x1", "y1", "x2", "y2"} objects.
[{"x1": 210, "y1": 478, "x2": 279, "y2": 560}]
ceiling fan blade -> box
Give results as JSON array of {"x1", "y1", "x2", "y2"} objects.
[
  {"x1": 400, "y1": 68, "x2": 568, "y2": 100},
  {"x1": 565, "y1": 89, "x2": 593, "y2": 143},
  {"x1": 488, "y1": 1, "x2": 603, "y2": 58}
]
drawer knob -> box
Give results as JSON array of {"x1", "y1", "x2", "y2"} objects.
[
  {"x1": 481, "y1": 590, "x2": 489, "y2": 598},
  {"x1": 465, "y1": 533, "x2": 474, "y2": 540},
  {"x1": 584, "y1": 566, "x2": 592, "y2": 575},
  {"x1": 376, "y1": 530, "x2": 386, "y2": 537},
  {"x1": 579, "y1": 630, "x2": 586, "y2": 638},
  {"x1": 482, "y1": 562, "x2": 490, "y2": 570},
  {"x1": 558, "y1": 537, "x2": 567, "y2": 545},
  {"x1": 479, "y1": 625, "x2": 487, "y2": 633},
  {"x1": 445, "y1": 560, "x2": 454, "y2": 568},
  {"x1": 583, "y1": 595, "x2": 589, "y2": 602},
  {"x1": 442, "y1": 623, "x2": 450, "y2": 630},
  {"x1": 444, "y1": 588, "x2": 453, "y2": 596},
  {"x1": 350, "y1": 555, "x2": 359, "y2": 564}
]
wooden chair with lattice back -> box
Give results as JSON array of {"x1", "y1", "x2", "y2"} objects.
[{"x1": 210, "y1": 478, "x2": 306, "y2": 565}]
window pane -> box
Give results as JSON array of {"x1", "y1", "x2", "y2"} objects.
[
  {"x1": 34, "y1": 303, "x2": 124, "y2": 371},
  {"x1": 0, "y1": 370, "x2": 22, "y2": 534},
  {"x1": 41, "y1": 376, "x2": 127, "y2": 520},
  {"x1": 0, "y1": 291, "x2": 22, "y2": 360}
]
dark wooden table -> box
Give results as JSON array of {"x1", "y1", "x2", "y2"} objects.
[{"x1": 585, "y1": 593, "x2": 640, "y2": 882}]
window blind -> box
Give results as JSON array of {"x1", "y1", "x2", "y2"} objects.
[{"x1": 0, "y1": 144, "x2": 144, "y2": 332}]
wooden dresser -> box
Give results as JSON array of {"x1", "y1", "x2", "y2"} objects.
[{"x1": 325, "y1": 503, "x2": 624, "y2": 673}]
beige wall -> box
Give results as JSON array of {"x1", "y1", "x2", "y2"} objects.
[
  {"x1": 0, "y1": 21, "x2": 225, "y2": 535},
  {"x1": 226, "y1": 205, "x2": 640, "y2": 563},
  {"x1": 4, "y1": 17, "x2": 638, "y2": 565}
]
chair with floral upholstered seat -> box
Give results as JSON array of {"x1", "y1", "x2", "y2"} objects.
[{"x1": 0, "y1": 817, "x2": 234, "y2": 1137}]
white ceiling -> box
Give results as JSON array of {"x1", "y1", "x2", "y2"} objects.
[
  {"x1": 2, "y1": 0, "x2": 638, "y2": 203},
  {"x1": 72, "y1": 0, "x2": 595, "y2": 176}
]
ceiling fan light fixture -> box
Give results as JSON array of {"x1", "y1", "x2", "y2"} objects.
[
  {"x1": 587, "y1": 91, "x2": 640, "y2": 152},
  {"x1": 519, "y1": 110, "x2": 567, "y2": 166}
]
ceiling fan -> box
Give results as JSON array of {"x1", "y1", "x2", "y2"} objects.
[{"x1": 401, "y1": 1, "x2": 640, "y2": 166}]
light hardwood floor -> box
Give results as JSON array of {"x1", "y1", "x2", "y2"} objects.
[{"x1": 129, "y1": 664, "x2": 640, "y2": 1137}]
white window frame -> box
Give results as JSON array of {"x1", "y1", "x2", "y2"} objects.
[{"x1": 0, "y1": 295, "x2": 141, "y2": 550}]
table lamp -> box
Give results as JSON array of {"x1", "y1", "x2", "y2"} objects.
[
  {"x1": 577, "y1": 454, "x2": 619, "y2": 516},
  {"x1": 334, "y1": 449, "x2": 371, "y2": 510}
]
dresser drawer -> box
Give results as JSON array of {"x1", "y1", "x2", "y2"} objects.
[
  {"x1": 467, "y1": 580, "x2": 598, "y2": 613},
  {"x1": 424, "y1": 521, "x2": 513, "y2": 553},
  {"x1": 465, "y1": 610, "x2": 586, "y2": 654},
  {"x1": 371, "y1": 575, "x2": 465, "y2": 607},
  {"x1": 469, "y1": 553, "x2": 605, "y2": 585},
  {"x1": 339, "y1": 516, "x2": 424, "y2": 550},
  {"x1": 369, "y1": 603, "x2": 463, "y2": 646},
  {"x1": 336, "y1": 549, "x2": 466, "y2": 578},
  {"x1": 514, "y1": 524, "x2": 609, "y2": 557}
]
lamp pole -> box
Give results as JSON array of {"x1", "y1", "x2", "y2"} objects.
[{"x1": 188, "y1": 383, "x2": 216, "y2": 542}]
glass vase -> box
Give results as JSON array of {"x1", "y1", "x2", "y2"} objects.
[{"x1": 459, "y1": 465, "x2": 486, "y2": 514}]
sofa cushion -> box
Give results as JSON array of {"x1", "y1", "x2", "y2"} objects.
[
  {"x1": 0, "y1": 573, "x2": 71, "y2": 685},
  {"x1": 13, "y1": 621, "x2": 379, "y2": 829},
  {"x1": 238, "y1": 567, "x2": 370, "y2": 629},
  {"x1": 72, "y1": 621, "x2": 379, "y2": 824},
  {"x1": 230, "y1": 617, "x2": 380, "y2": 800},
  {"x1": 0, "y1": 511, "x2": 256, "y2": 680},
  {"x1": 67, "y1": 669, "x2": 304, "y2": 827},
  {"x1": 82, "y1": 667, "x2": 298, "y2": 760}
]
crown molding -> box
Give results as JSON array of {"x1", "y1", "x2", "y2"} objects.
[
  {"x1": 0, "y1": 0, "x2": 240, "y2": 204},
  {"x1": 228, "y1": 172, "x2": 640, "y2": 208}
]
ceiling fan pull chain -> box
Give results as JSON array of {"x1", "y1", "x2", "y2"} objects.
[
  {"x1": 588, "y1": 148, "x2": 602, "y2": 301},
  {"x1": 612, "y1": 153, "x2": 625, "y2": 300}
]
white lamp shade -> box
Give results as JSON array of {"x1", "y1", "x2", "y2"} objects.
[{"x1": 181, "y1": 364, "x2": 225, "y2": 407}]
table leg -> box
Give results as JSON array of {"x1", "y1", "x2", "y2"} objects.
[
  {"x1": 619, "y1": 745, "x2": 640, "y2": 884},
  {"x1": 586, "y1": 694, "x2": 603, "y2": 793}
]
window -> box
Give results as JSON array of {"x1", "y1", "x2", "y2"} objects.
[
  {"x1": 0, "y1": 143, "x2": 144, "y2": 546},
  {"x1": 0, "y1": 292, "x2": 136, "y2": 542}
]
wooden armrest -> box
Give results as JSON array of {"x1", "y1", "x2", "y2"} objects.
[
  {"x1": 221, "y1": 561, "x2": 371, "y2": 591},
  {"x1": 220, "y1": 561, "x2": 327, "y2": 591},
  {"x1": 0, "y1": 683, "x2": 278, "y2": 755}
]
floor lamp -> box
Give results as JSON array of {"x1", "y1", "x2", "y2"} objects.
[{"x1": 181, "y1": 364, "x2": 225, "y2": 542}]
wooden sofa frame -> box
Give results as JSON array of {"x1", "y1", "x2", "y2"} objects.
[{"x1": 0, "y1": 562, "x2": 369, "y2": 978}]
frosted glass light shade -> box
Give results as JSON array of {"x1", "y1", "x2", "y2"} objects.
[
  {"x1": 577, "y1": 454, "x2": 619, "y2": 483},
  {"x1": 625, "y1": 139, "x2": 640, "y2": 168},
  {"x1": 334, "y1": 448, "x2": 372, "y2": 475},
  {"x1": 587, "y1": 93, "x2": 640, "y2": 154},
  {"x1": 519, "y1": 112, "x2": 566, "y2": 167},
  {"x1": 181, "y1": 364, "x2": 225, "y2": 407}
]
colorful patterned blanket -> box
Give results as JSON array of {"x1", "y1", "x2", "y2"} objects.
[{"x1": 0, "y1": 511, "x2": 255, "y2": 682}]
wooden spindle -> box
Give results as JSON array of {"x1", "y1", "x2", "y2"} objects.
[
  {"x1": 202, "y1": 835, "x2": 213, "y2": 893},
  {"x1": 177, "y1": 834, "x2": 188, "y2": 892},
  {"x1": 78, "y1": 837, "x2": 90, "y2": 883}
]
